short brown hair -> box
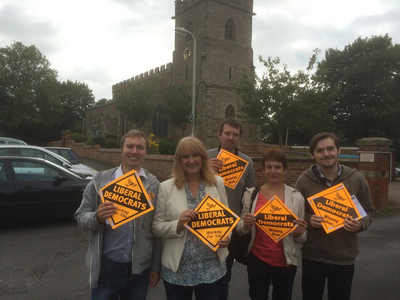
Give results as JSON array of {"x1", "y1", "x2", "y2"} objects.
[
  {"x1": 261, "y1": 148, "x2": 288, "y2": 170},
  {"x1": 172, "y1": 137, "x2": 217, "y2": 189},
  {"x1": 218, "y1": 117, "x2": 242, "y2": 138},
  {"x1": 120, "y1": 130, "x2": 149, "y2": 152},
  {"x1": 309, "y1": 132, "x2": 339, "y2": 155}
]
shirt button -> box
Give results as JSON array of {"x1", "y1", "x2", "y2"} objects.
[{"x1": 127, "y1": 240, "x2": 130, "y2": 242}]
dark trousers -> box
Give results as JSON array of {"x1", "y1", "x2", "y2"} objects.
[
  {"x1": 91, "y1": 257, "x2": 150, "y2": 300},
  {"x1": 163, "y1": 275, "x2": 228, "y2": 300},
  {"x1": 247, "y1": 252, "x2": 297, "y2": 300},
  {"x1": 302, "y1": 258, "x2": 354, "y2": 300}
]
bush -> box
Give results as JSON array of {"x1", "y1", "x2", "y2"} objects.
[
  {"x1": 90, "y1": 135, "x2": 106, "y2": 147},
  {"x1": 158, "y1": 139, "x2": 178, "y2": 155},
  {"x1": 105, "y1": 139, "x2": 118, "y2": 148},
  {"x1": 68, "y1": 133, "x2": 87, "y2": 143}
]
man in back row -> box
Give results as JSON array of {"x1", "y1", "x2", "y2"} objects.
[
  {"x1": 295, "y1": 132, "x2": 374, "y2": 300},
  {"x1": 208, "y1": 117, "x2": 255, "y2": 286}
]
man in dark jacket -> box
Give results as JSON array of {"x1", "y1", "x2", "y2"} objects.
[
  {"x1": 75, "y1": 130, "x2": 161, "y2": 300},
  {"x1": 295, "y1": 132, "x2": 374, "y2": 300}
]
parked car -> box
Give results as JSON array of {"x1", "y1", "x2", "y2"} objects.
[
  {"x1": 0, "y1": 156, "x2": 91, "y2": 221},
  {"x1": 0, "y1": 145, "x2": 97, "y2": 178},
  {"x1": 0, "y1": 137, "x2": 27, "y2": 145},
  {"x1": 396, "y1": 167, "x2": 400, "y2": 178},
  {"x1": 44, "y1": 147, "x2": 84, "y2": 165}
]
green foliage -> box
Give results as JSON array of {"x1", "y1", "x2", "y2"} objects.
[
  {"x1": 95, "y1": 98, "x2": 112, "y2": 106},
  {"x1": 158, "y1": 139, "x2": 178, "y2": 155},
  {"x1": 0, "y1": 41, "x2": 62, "y2": 143},
  {"x1": 148, "y1": 133, "x2": 160, "y2": 154},
  {"x1": 105, "y1": 139, "x2": 118, "y2": 148},
  {"x1": 68, "y1": 133, "x2": 87, "y2": 143},
  {"x1": 58, "y1": 80, "x2": 95, "y2": 133},
  {"x1": 116, "y1": 82, "x2": 155, "y2": 130},
  {"x1": 90, "y1": 135, "x2": 106, "y2": 147},
  {"x1": 312, "y1": 34, "x2": 400, "y2": 144},
  {"x1": 163, "y1": 84, "x2": 192, "y2": 137},
  {"x1": 238, "y1": 56, "x2": 312, "y2": 147}
]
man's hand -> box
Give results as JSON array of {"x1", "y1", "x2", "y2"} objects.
[
  {"x1": 149, "y1": 271, "x2": 160, "y2": 287},
  {"x1": 310, "y1": 214, "x2": 325, "y2": 228},
  {"x1": 217, "y1": 236, "x2": 230, "y2": 248},
  {"x1": 97, "y1": 202, "x2": 117, "y2": 223},
  {"x1": 343, "y1": 216, "x2": 361, "y2": 232},
  {"x1": 242, "y1": 213, "x2": 256, "y2": 229},
  {"x1": 177, "y1": 209, "x2": 197, "y2": 230},
  {"x1": 210, "y1": 158, "x2": 224, "y2": 173}
]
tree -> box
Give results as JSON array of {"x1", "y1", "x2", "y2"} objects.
[
  {"x1": 58, "y1": 80, "x2": 95, "y2": 133},
  {"x1": 238, "y1": 56, "x2": 311, "y2": 147},
  {"x1": 0, "y1": 42, "x2": 62, "y2": 142},
  {"x1": 116, "y1": 82, "x2": 155, "y2": 130},
  {"x1": 95, "y1": 98, "x2": 112, "y2": 106},
  {"x1": 163, "y1": 84, "x2": 192, "y2": 137},
  {"x1": 312, "y1": 34, "x2": 400, "y2": 144}
]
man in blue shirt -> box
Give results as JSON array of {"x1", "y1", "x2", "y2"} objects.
[{"x1": 75, "y1": 130, "x2": 161, "y2": 300}]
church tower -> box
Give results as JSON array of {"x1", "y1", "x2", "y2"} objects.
[{"x1": 173, "y1": 0, "x2": 258, "y2": 147}]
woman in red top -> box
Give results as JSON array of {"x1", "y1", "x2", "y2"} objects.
[{"x1": 236, "y1": 148, "x2": 307, "y2": 300}]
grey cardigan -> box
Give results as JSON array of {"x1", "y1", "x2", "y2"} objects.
[
  {"x1": 74, "y1": 167, "x2": 162, "y2": 289},
  {"x1": 236, "y1": 185, "x2": 307, "y2": 266}
]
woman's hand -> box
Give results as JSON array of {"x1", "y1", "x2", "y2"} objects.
[
  {"x1": 217, "y1": 236, "x2": 230, "y2": 248},
  {"x1": 177, "y1": 209, "x2": 197, "y2": 230},
  {"x1": 293, "y1": 218, "x2": 307, "y2": 237},
  {"x1": 242, "y1": 213, "x2": 256, "y2": 228}
]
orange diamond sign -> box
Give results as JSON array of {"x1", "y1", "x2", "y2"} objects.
[
  {"x1": 184, "y1": 193, "x2": 240, "y2": 251},
  {"x1": 100, "y1": 169, "x2": 154, "y2": 229},
  {"x1": 216, "y1": 149, "x2": 249, "y2": 189},
  {"x1": 254, "y1": 196, "x2": 298, "y2": 243},
  {"x1": 308, "y1": 183, "x2": 362, "y2": 234}
]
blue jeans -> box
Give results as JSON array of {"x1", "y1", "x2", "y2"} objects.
[
  {"x1": 247, "y1": 252, "x2": 297, "y2": 300},
  {"x1": 302, "y1": 258, "x2": 354, "y2": 300},
  {"x1": 91, "y1": 257, "x2": 150, "y2": 300},
  {"x1": 163, "y1": 275, "x2": 228, "y2": 300}
]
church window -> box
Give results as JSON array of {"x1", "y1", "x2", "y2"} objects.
[
  {"x1": 224, "y1": 19, "x2": 236, "y2": 41},
  {"x1": 225, "y1": 105, "x2": 235, "y2": 118},
  {"x1": 186, "y1": 21, "x2": 193, "y2": 43},
  {"x1": 152, "y1": 106, "x2": 168, "y2": 137}
]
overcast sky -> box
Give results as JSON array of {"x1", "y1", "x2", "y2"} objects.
[{"x1": 1, "y1": 0, "x2": 399, "y2": 101}]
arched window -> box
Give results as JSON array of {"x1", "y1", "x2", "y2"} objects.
[
  {"x1": 186, "y1": 21, "x2": 193, "y2": 43},
  {"x1": 225, "y1": 105, "x2": 235, "y2": 118},
  {"x1": 152, "y1": 106, "x2": 168, "y2": 137},
  {"x1": 224, "y1": 19, "x2": 236, "y2": 41}
]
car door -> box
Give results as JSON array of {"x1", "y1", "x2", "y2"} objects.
[
  {"x1": 0, "y1": 160, "x2": 17, "y2": 220},
  {"x1": 9, "y1": 159, "x2": 84, "y2": 220}
]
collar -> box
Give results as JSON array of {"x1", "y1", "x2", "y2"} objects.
[
  {"x1": 315, "y1": 164, "x2": 343, "y2": 187},
  {"x1": 116, "y1": 165, "x2": 147, "y2": 179},
  {"x1": 218, "y1": 145, "x2": 239, "y2": 156}
]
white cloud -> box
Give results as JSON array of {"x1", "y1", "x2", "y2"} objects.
[{"x1": 0, "y1": 0, "x2": 399, "y2": 100}]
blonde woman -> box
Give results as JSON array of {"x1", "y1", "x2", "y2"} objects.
[{"x1": 153, "y1": 137, "x2": 230, "y2": 300}]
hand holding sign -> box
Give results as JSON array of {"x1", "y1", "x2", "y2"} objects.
[
  {"x1": 178, "y1": 209, "x2": 197, "y2": 230},
  {"x1": 184, "y1": 193, "x2": 240, "y2": 251},
  {"x1": 97, "y1": 201, "x2": 117, "y2": 223}
]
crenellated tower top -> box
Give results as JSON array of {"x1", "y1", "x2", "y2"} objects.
[{"x1": 175, "y1": 0, "x2": 253, "y2": 16}]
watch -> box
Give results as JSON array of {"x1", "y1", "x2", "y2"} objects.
[{"x1": 183, "y1": 47, "x2": 191, "y2": 60}]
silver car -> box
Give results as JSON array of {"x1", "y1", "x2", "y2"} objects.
[{"x1": 0, "y1": 145, "x2": 97, "y2": 178}]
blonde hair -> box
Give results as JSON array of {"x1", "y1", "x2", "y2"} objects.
[{"x1": 172, "y1": 137, "x2": 217, "y2": 189}]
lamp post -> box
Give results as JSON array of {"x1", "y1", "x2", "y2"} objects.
[{"x1": 175, "y1": 27, "x2": 196, "y2": 137}]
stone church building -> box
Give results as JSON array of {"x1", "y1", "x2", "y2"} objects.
[{"x1": 83, "y1": 0, "x2": 259, "y2": 148}]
